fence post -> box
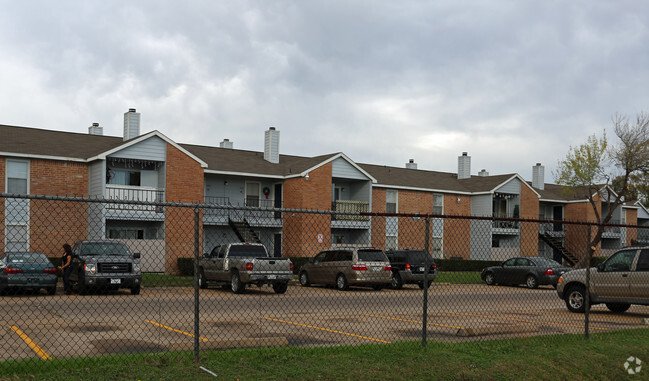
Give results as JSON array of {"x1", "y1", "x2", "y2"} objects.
[
  {"x1": 584, "y1": 224, "x2": 591, "y2": 340},
  {"x1": 422, "y1": 216, "x2": 430, "y2": 347},
  {"x1": 193, "y1": 206, "x2": 201, "y2": 361}
]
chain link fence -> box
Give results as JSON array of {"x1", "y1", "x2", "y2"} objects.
[{"x1": 1, "y1": 194, "x2": 647, "y2": 369}]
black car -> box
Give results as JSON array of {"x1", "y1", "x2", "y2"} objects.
[
  {"x1": 385, "y1": 249, "x2": 437, "y2": 289},
  {"x1": 481, "y1": 256, "x2": 571, "y2": 289}
]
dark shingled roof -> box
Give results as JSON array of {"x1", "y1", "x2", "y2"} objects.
[
  {"x1": 359, "y1": 163, "x2": 519, "y2": 193},
  {"x1": 0, "y1": 124, "x2": 123, "y2": 159}
]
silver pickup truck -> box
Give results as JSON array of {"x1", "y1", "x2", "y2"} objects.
[
  {"x1": 557, "y1": 246, "x2": 649, "y2": 313},
  {"x1": 198, "y1": 243, "x2": 293, "y2": 294}
]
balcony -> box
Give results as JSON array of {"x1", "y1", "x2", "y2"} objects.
[
  {"x1": 492, "y1": 215, "x2": 519, "y2": 235},
  {"x1": 331, "y1": 200, "x2": 370, "y2": 229},
  {"x1": 203, "y1": 196, "x2": 282, "y2": 226},
  {"x1": 105, "y1": 185, "x2": 164, "y2": 213},
  {"x1": 602, "y1": 219, "x2": 622, "y2": 239}
]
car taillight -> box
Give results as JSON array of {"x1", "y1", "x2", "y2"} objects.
[
  {"x1": 433, "y1": 264, "x2": 437, "y2": 270},
  {"x1": 544, "y1": 268, "x2": 555, "y2": 275},
  {"x1": 43, "y1": 267, "x2": 57, "y2": 274},
  {"x1": 405, "y1": 263, "x2": 411, "y2": 270},
  {"x1": 290, "y1": 262, "x2": 294, "y2": 271},
  {"x1": 384, "y1": 265, "x2": 392, "y2": 271},
  {"x1": 351, "y1": 264, "x2": 367, "y2": 271},
  {"x1": 5, "y1": 267, "x2": 23, "y2": 274},
  {"x1": 245, "y1": 262, "x2": 254, "y2": 271}
]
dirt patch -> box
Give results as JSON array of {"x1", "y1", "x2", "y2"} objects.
[{"x1": 92, "y1": 339, "x2": 165, "y2": 355}]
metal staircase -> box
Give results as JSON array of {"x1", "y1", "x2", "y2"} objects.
[
  {"x1": 228, "y1": 218, "x2": 262, "y2": 244},
  {"x1": 538, "y1": 232, "x2": 578, "y2": 266}
]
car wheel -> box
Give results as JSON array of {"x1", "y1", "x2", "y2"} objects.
[
  {"x1": 46, "y1": 287, "x2": 56, "y2": 296},
  {"x1": 484, "y1": 272, "x2": 496, "y2": 286},
  {"x1": 390, "y1": 272, "x2": 403, "y2": 290},
  {"x1": 336, "y1": 274, "x2": 349, "y2": 291},
  {"x1": 299, "y1": 271, "x2": 311, "y2": 287},
  {"x1": 231, "y1": 272, "x2": 245, "y2": 294},
  {"x1": 526, "y1": 275, "x2": 539, "y2": 289},
  {"x1": 565, "y1": 285, "x2": 587, "y2": 313},
  {"x1": 605, "y1": 303, "x2": 631, "y2": 313},
  {"x1": 199, "y1": 269, "x2": 207, "y2": 289},
  {"x1": 131, "y1": 285, "x2": 141, "y2": 295},
  {"x1": 273, "y1": 282, "x2": 288, "y2": 294}
]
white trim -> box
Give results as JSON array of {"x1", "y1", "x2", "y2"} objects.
[
  {"x1": 372, "y1": 184, "x2": 474, "y2": 195},
  {"x1": 203, "y1": 169, "x2": 285, "y2": 179},
  {"x1": 0, "y1": 152, "x2": 86, "y2": 163},
  {"x1": 300, "y1": 153, "x2": 377, "y2": 183}
]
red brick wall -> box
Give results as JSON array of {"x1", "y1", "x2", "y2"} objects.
[
  {"x1": 30, "y1": 160, "x2": 89, "y2": 256},
  {"x1": 0, "y1": 158, "x2": 5, "y2": 253},
  {"x1": 164, "y1": 144, "x2": 205, "y2": 273},
  {"x1": 565, "y1": 198, "x2": 599, "y2": 259},
  {"x1": 520, "y1": 185, "x2": 539, "y2": 257},
  {"x1": 443, "y1": 194, "x2": 471, "y2": 259},
  {"x1": 626, "y1": 208, "x2": 638, "y2": 246},
  {"x1": 282, "y1": 163, "x2": 332, "y2": 257},
  {"x1": 397, "y1": 190, "x2": 433, "y2": 251}
]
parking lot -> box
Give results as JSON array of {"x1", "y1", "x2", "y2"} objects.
[{"x1": 2, "y1": 283, "x2": 648, "y2": 361}]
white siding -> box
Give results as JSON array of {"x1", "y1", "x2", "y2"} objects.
[
  {"x1": 495, "y1": 178, "x2": 521, "y2": 194},
  {"x1": 471, "y1": 194, "x2": 492, "y2": 216},
  {"x1": 88, "y1": 161, "x2": 104, "y2": 197},
  {"x1": 110, "y1": 136, "x2": 167, "y2": 161},
  {"x1": 332, "y1": 158, "x2": 367, "y2": 180}
]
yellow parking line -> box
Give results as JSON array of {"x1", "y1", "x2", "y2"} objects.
[
  {"x1": 145, "y1": 320, "x2": 209, "y2": 342},
  {"x1": 9, "y1": 325, "x2": 51, "y2": 360},
  {"x1": 447, "y1": 312, "x2": 608, "y2": 331},
  {"x1": 262, "y1": 317, "x2": 391, "y2": 344},
  {"x1": 365, "y1": 314, "x2": 464, "y2": 330}
]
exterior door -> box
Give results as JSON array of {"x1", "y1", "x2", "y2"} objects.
[
  {"x1": 630, "y1": 249, "x2": 649, "y2": 301},
  {"x1": 591, "y1": 249, "x2": 635, "y2": 300}
]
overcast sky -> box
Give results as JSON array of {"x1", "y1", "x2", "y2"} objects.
[{"x1": 1, "y1": 1, "x2": 648, "y2": 182}]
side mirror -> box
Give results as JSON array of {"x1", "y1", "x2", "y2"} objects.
[
  {"x1": 596, "y1": 263, "x2": 604, "y2": 272},
  {"x1": 133, "y1": 253, "x2": 141, "y2": 259},
  {"x1": 309, "y1": 258, "x2": 315, "y2": 264}
]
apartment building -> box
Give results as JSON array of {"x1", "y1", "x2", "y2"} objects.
[{"x1": 0, "y1": 110, "x2": 639, "y2": 272}]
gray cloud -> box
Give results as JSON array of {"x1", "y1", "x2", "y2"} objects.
[{"x1": 1, "y1": 0, "x2": 648, "y2": 180}]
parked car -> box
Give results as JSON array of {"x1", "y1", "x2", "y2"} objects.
[
  {"x1": 557, "y1": 247, "x2": 649, "y2": 313},
  {"x1": 69, "y1": 240, "x2": 142, "y2": 295},
  {"x1": 0, "y1": 252, "x2": 58, "y2": 295},
  {"x1": 198, "y1": 242, "x2": 293, "y2": 294},
  {"x1": 385, "y1": 249, "x2": 437, "y2": 289},
  {"x1": 298, "y1": 247, "x2": 392, "y2": 291},
  {"x1": 481, "y1": 256, "x2": 571, "y2": 289}
]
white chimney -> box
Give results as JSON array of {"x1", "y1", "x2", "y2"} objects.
[
  {"x1": 532, "y1": 163, "x2": 545, "y2": 190},
  {"x1": 264, "y1": 127, "x2": 280, "y2": 164},
  {"x1": 88, "y1": 122, "x2": 103, "y2": 136},
  {"x1": 123, "y1": 108, "x2": 140, "y2": 141},
  {"x1": 406, "y1": 159, "x2": 417, "y2": 169},
  {"x1": 478, "y1": 169, "x2": 489, "y2": 177},
  {"x1": 220, "y1": 139, "x2": 233, "y2": 149},
  {"x1": 458, "y1": 152, "x2": 471, "y2": 179}
]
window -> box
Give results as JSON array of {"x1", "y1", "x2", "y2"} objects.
[
  {"x1": 432, "y1": 237, "x2": 442, "y2": 258},
  {"x1": 636, "y1": 250, "x2": 649, "y2": 272},
  {"x1": 245, "y1": 182, "x2": 260, "y2": 207},
  {"x1": 433, "y1": 193, "x2": 443, "y2": 215},
  {"x1": 108, "y1": 170, "x2": 141, "y2": 186},
  {"x1": 386, "y1": 190, "x2": 397, "y2": 213},
  {"x1": 7, "y1": 160, "x2": 28, "y2": 194},
  {"x1": 108, "y1": 229, "x2": 144, "y2": 240},
  {"x1": 385, "y1": 235, "x2": 398, "y2": 251},
  {"x1": 603, "y1": 250, "x2": 636, "y2": 272}
]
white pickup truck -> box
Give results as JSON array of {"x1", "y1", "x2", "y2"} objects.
[{"x1": 197, "y1": 243, "x2": 293, "y2": 294}]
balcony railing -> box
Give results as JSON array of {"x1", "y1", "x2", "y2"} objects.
[
  {"x1": 105, "y1": 185, "x2": 164, "y2": 212},
  {"x1": 204, "y1": 196, "x2": 282, "y2": 221},
  {"x1": 492, "y1": 215, "x2": 519, "y2": 230},
  {"x1": 332, "y1": 200, "x2": 370, "y2": 221}
]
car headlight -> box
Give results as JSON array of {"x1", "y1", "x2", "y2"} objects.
[
  {"x1": 84, "y1": 264, "x2": 97, "y2": 274},
  {"x1": 133, "y1": 263, "x2": 140, "y2": 273},
  {"x1": 557, "y1": 276, "x2": 563, "y2": 284}
]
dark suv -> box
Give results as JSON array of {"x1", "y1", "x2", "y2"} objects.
[{"x1": 385, "y1": 249, "x2": 437, "y2": 289}]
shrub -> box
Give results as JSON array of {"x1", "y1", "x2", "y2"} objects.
[
  {"x1": 289, "y1": 257, "x2": 310, "y2": 274},
  {"x1": 177, "y1": 258, "x2": 195, "y2": 276},
  {"x1": 436, "y1": 259, "x2": 502, "y2": 272}
]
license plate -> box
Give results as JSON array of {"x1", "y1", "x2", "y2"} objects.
[
  {"x1": 418, "y1": 267, "x2": 425, "y2": 272},
  {"x1": 372, "y1": 266, "x2": 382, "y2": 271},
  {"x1": 268, "y1": 275, "x2": 277, "y2": 280},
  {"x1": 110, "y1": 279, "x2": 121, "y2": 284},
  {"x1": 28, "y1": 278, "x2": 38, "y2": 283}
]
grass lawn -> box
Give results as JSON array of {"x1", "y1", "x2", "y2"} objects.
[
  {"x1": 2, "y1": 329, "x2": 647, "y2": 380},
  {"x1": 141, "y1": 271, "x2": 485, "y2": 288}
]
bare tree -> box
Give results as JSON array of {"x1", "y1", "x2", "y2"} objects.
[{"x1": 555, "y1": 112, "x2": 649, "y2": 267}]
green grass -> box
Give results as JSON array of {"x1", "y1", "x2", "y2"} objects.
[
  {"x1": 434, "y1": 271, "x2": 483, "y2": 284},
  {"x1": 142, "y1": 273, "x2": 194, "y2": 287},
  {"x1": 2, "y1": 329, "x2": 648, "y2": 380}
]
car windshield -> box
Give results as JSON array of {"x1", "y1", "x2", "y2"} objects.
[
  {"x1": 358, "y1": 250, "x2": 388, "y2": 262},
  {"x1": 80, "y1": 243, "x2": 131, "y2": 256},
  {"x1": 228, "y1": 245, "x2": 267, "y2": 258},
  {"x1": 5, "y1": 252, "x2": 50, "y2": 264},
  {"x1": 533, "y1": 258, "x2": 562, "y2": 267},
  {"x1": 405, "y1": 251, "x2": 433, "y2": 263}
]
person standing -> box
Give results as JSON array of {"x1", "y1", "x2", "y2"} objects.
[{"x1": 59, "y1": 244, "x2": 73, "y2": 295}]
